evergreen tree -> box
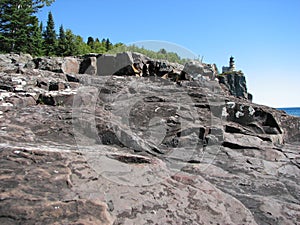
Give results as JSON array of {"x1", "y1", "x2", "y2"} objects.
[
  {"x1": 87, "y1": 36, "x2": 94, "y2": 49},
  {"x1": 43, "y1": 11, "x2": 56, "y2": 55},
  {"x1": 75, "y1": 35, "x2": 91, "y2": 55},
  {"x1": 0, "y1": 0, "x2": 55, "y2": 53},
  {"x1": 64, "y1": 29, "x2": 77, "y2": 56},
  {"x1": 39, "y1": 21, "x2": 43, "y2": 32},
  {"x1": 56, "y1": 25, "x2": 67, "y2": 56},
  {"x1": 105, "y1": 38, "x2": 112, "y2": 51},
  {"x1": 32, "y1": 0, "x2": 55, "y2": 9},
  {"x1": 0, "y1": 0, "x2": 33, "y2": 52},
  {"x1": 159, "y1": 48, "x2": 167, "y2": 55},
  {"x1": 93, "y1": 38, "x2": 106, "y2": 53},
  {"x1": 29, "y1": 17, "x2": 44, "y2": 56}
]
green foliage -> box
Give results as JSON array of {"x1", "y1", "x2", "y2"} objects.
[
  {"x1": 0, "y1": 0, "x2": 192, "y2": 63},
  {"x1": 32, "y1": 0, "x2": 55, "y2": 9},
  {"x1": 0, "y1": 0, "x2": 34, "y2": 52},
  {"x1": 108, "y1": 44, "x2": 188, "y2": 64},
  {"x1": 75, "y1": 35, "x2": 92, "y2": 55},
  {"x1": 84, "y1": 37, "x2": 112, "y2": 54},
  {"x1": 105, "y1": 38, "x2": 112, "y2": 51},
  {"x1": 56, "y1": 25, "x2": 67, "y2": 56},
  {"x1": 87, "y1": 36, "x2": 94, "y2": 48},
  {"x1": 43, "y1": 11, "x2": 56, "y2": 55},
  {"x1": 63, "y1": 29, "x2": 77, "y2": 56},
  {"x1": 91, "y1": 38, "x2": 103, "y2": 53},
  {"x1": 0, "y1": 0, "x2": 55, "y2": 53},
  {"x1": 29, "y1": 17, "x2": 44, "y2": 56},
  {"x1": 158, "y1": 48, "x2": 167, "y2": 54},
  {"x1": 221, "y1": 70, "x2": 243, "y2": 76}
]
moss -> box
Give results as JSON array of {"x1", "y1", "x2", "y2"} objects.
[{"x1": 221, "y1": 70, "x2": 244, "y2": 76}]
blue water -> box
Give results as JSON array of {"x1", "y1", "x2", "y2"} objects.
[{"x1": 278, "y1": 107, "x2": 300, "y2": 117}]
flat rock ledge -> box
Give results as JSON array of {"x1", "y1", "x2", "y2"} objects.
[{"x1": 0, "y1": 53, "x2": 299, "y2": 224}]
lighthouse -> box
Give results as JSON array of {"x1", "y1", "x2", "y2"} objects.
[
  {"x1": 222, "y1": 56, "x2": 236, "y2": 73},
  {"x1": 229, "y1": 56, "x2": 236, "y2": 71}
]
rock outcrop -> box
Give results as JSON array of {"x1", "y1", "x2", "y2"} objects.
[
  {"x1": 183, "y1": 60, "x2": 219, "y2": 79},
  {"x1": 0, "y1": 53, "x2": 299, "y2": 225},
  {"x1": 218, "y1": 70, "x2": 253, "y2": 100},
  {"x1": 218, "y1": 56, "x2": 252, "y2": 101}
]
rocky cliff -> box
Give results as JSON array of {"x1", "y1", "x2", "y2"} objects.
[
  {"x1": 218, "y1": 71, "x2": 253, "y2": 101},
  {"x1": 0, "y1": 53, "x2": 299, "y2": 225}
]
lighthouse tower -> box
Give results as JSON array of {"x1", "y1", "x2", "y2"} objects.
[
  {"x1": 229, "y1": 56, "x2": 236, "y2": 71},
  {"x1": 222, "y1": 56, "x2": 236, "y2": 73}
]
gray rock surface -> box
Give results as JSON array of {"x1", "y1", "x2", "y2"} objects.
[
  {"x1": 33, "y1": 56, "x2": 81, "y2": 74},
  {"x1": 218, "y1": 71, "x2": 252, "y2": 100},
  {"x1": 79, "y1": 55, "x2": 98, "y2": 75},
  {"x1": 184, "y1": 60, "x2": 219, "y2": 79},
  {"x1": 96, "y1": 52, "x2": 150, "y2": 76},
  {"x1": 0, "y1": 53, "x2": 33, "y2": 73},
  {"x1": 0, "y1": 53, "x2": 299, "y2": 224}
]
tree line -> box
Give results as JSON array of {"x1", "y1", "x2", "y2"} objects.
[
  {"x1": 0, "y1": 0, "x2": 189, "y2": 64},
  {"x1": 0, "y1": 0, "x2": 121, "y2": 56},
  {"x1": 42, "y1": 11, "x2": 120, "y2": 56}
]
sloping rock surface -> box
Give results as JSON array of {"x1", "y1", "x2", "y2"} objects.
[{"x1": 0, "y1": 53, "x2": 299, "y2": 224}]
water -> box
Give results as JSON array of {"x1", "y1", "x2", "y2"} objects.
[{"x1": 278, "y1": 107, "x2": 300, "y2": 117}]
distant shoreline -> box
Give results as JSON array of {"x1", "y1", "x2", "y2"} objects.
[{"x1": 278, "y1": 107, "x2": 300, "y2": 117}]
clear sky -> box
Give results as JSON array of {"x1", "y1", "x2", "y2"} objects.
[{"x1": 37, "y1": 0, "x2": 300, "y2": 108}]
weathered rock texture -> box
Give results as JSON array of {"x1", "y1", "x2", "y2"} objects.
[
  {"x1": 218, "y1": 70, "x2": 252, "y2": 100},
  {"x1": 0, "y1": 53, "x2": 299, "y2": 225}
]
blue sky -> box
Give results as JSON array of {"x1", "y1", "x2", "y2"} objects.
[{"x1": 37, "y1": 0, "x2": 300, "y2": 107}]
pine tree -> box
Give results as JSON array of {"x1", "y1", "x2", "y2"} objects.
[
  {"x1": 43, "y1": 11, "x2": 57, "y2": 56},
  {"x1": 64, "y1": 29, "x2": 77, "y2": 56},
  {"x1": 0, "y1": 0, "x2": 33, "y2": 52},
  {"x1": 87, "y1": 36, "x2": 94, "y2": 49},
  {"x1": 105, "y1": 38, "x2": 112, "y2": 52},
  {"x1": 159, "y1": 48, "x2": 167, "y2": 55},
  {"x1": 0, "y1": 0, "x2": 55, "y2": 53},
  {"x1": 56, "y1": 25, "x2": 67, "y2": 56},
  {"x1": 29, "y1": 17, "x2": 44, "y2": 56},
  {"x1": 75, "y1": 35, "x2": 91, "y2": 55},
  {"x1": 94, "y1": 38, "x2": 106, "y2": 53}
]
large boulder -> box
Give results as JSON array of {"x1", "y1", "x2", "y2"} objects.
[
  {"x1": 0, "y1": 53, "x2": 33, "y2": 72},
  {"x1": 222, "y1": 100, "x2": 286, "y2": 144},
  {"x1": 33, "y1": 56, "x2": 80, "y2": 74},
  {"x1": 79, "y1": 55, "x2": 98, "y2": 75},
  {"x1": 61, "y1": 57, "x2": 80, "y2": 74},
  {"x1": 183, "y1": 60, "x2": 219, "y2": 79},
  {"x1": 97, "y1": 52, "x2": 137, "y2": 76},
  {"x1": 33, "y1": 57, "x2": 64, "y2": 72},
  {"x1": 84, "y1": 51, "x2": 185, "y2": 78},
  {"x1": 97, "y1": 52, "x2": 151, "y2": 76}
]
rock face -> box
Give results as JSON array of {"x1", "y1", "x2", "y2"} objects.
[
  {"x1": 33, "y1": 56, "x2": 80, "y2": 74},
  {"x1": 0, "y1": 53, "x2": 33, "y2": 73},
  {"x1": 218, "y1": 71, "x2": 252, "y2": 100},
  {"x1": 183, "y1": 60, "x2": 219, "y2": 79},
  {"x1": 0, "y1": 53, "x2": 299, "y2": 225},
  {"x1": 79, "y1": 54, "x2": 98, "y2": 75},
  {"x1": 218, "y1": 57, "x2": 252, "y2": 101},
  {"x1": 96, "y1": 52, "x2": 151, "y2": 76}
]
